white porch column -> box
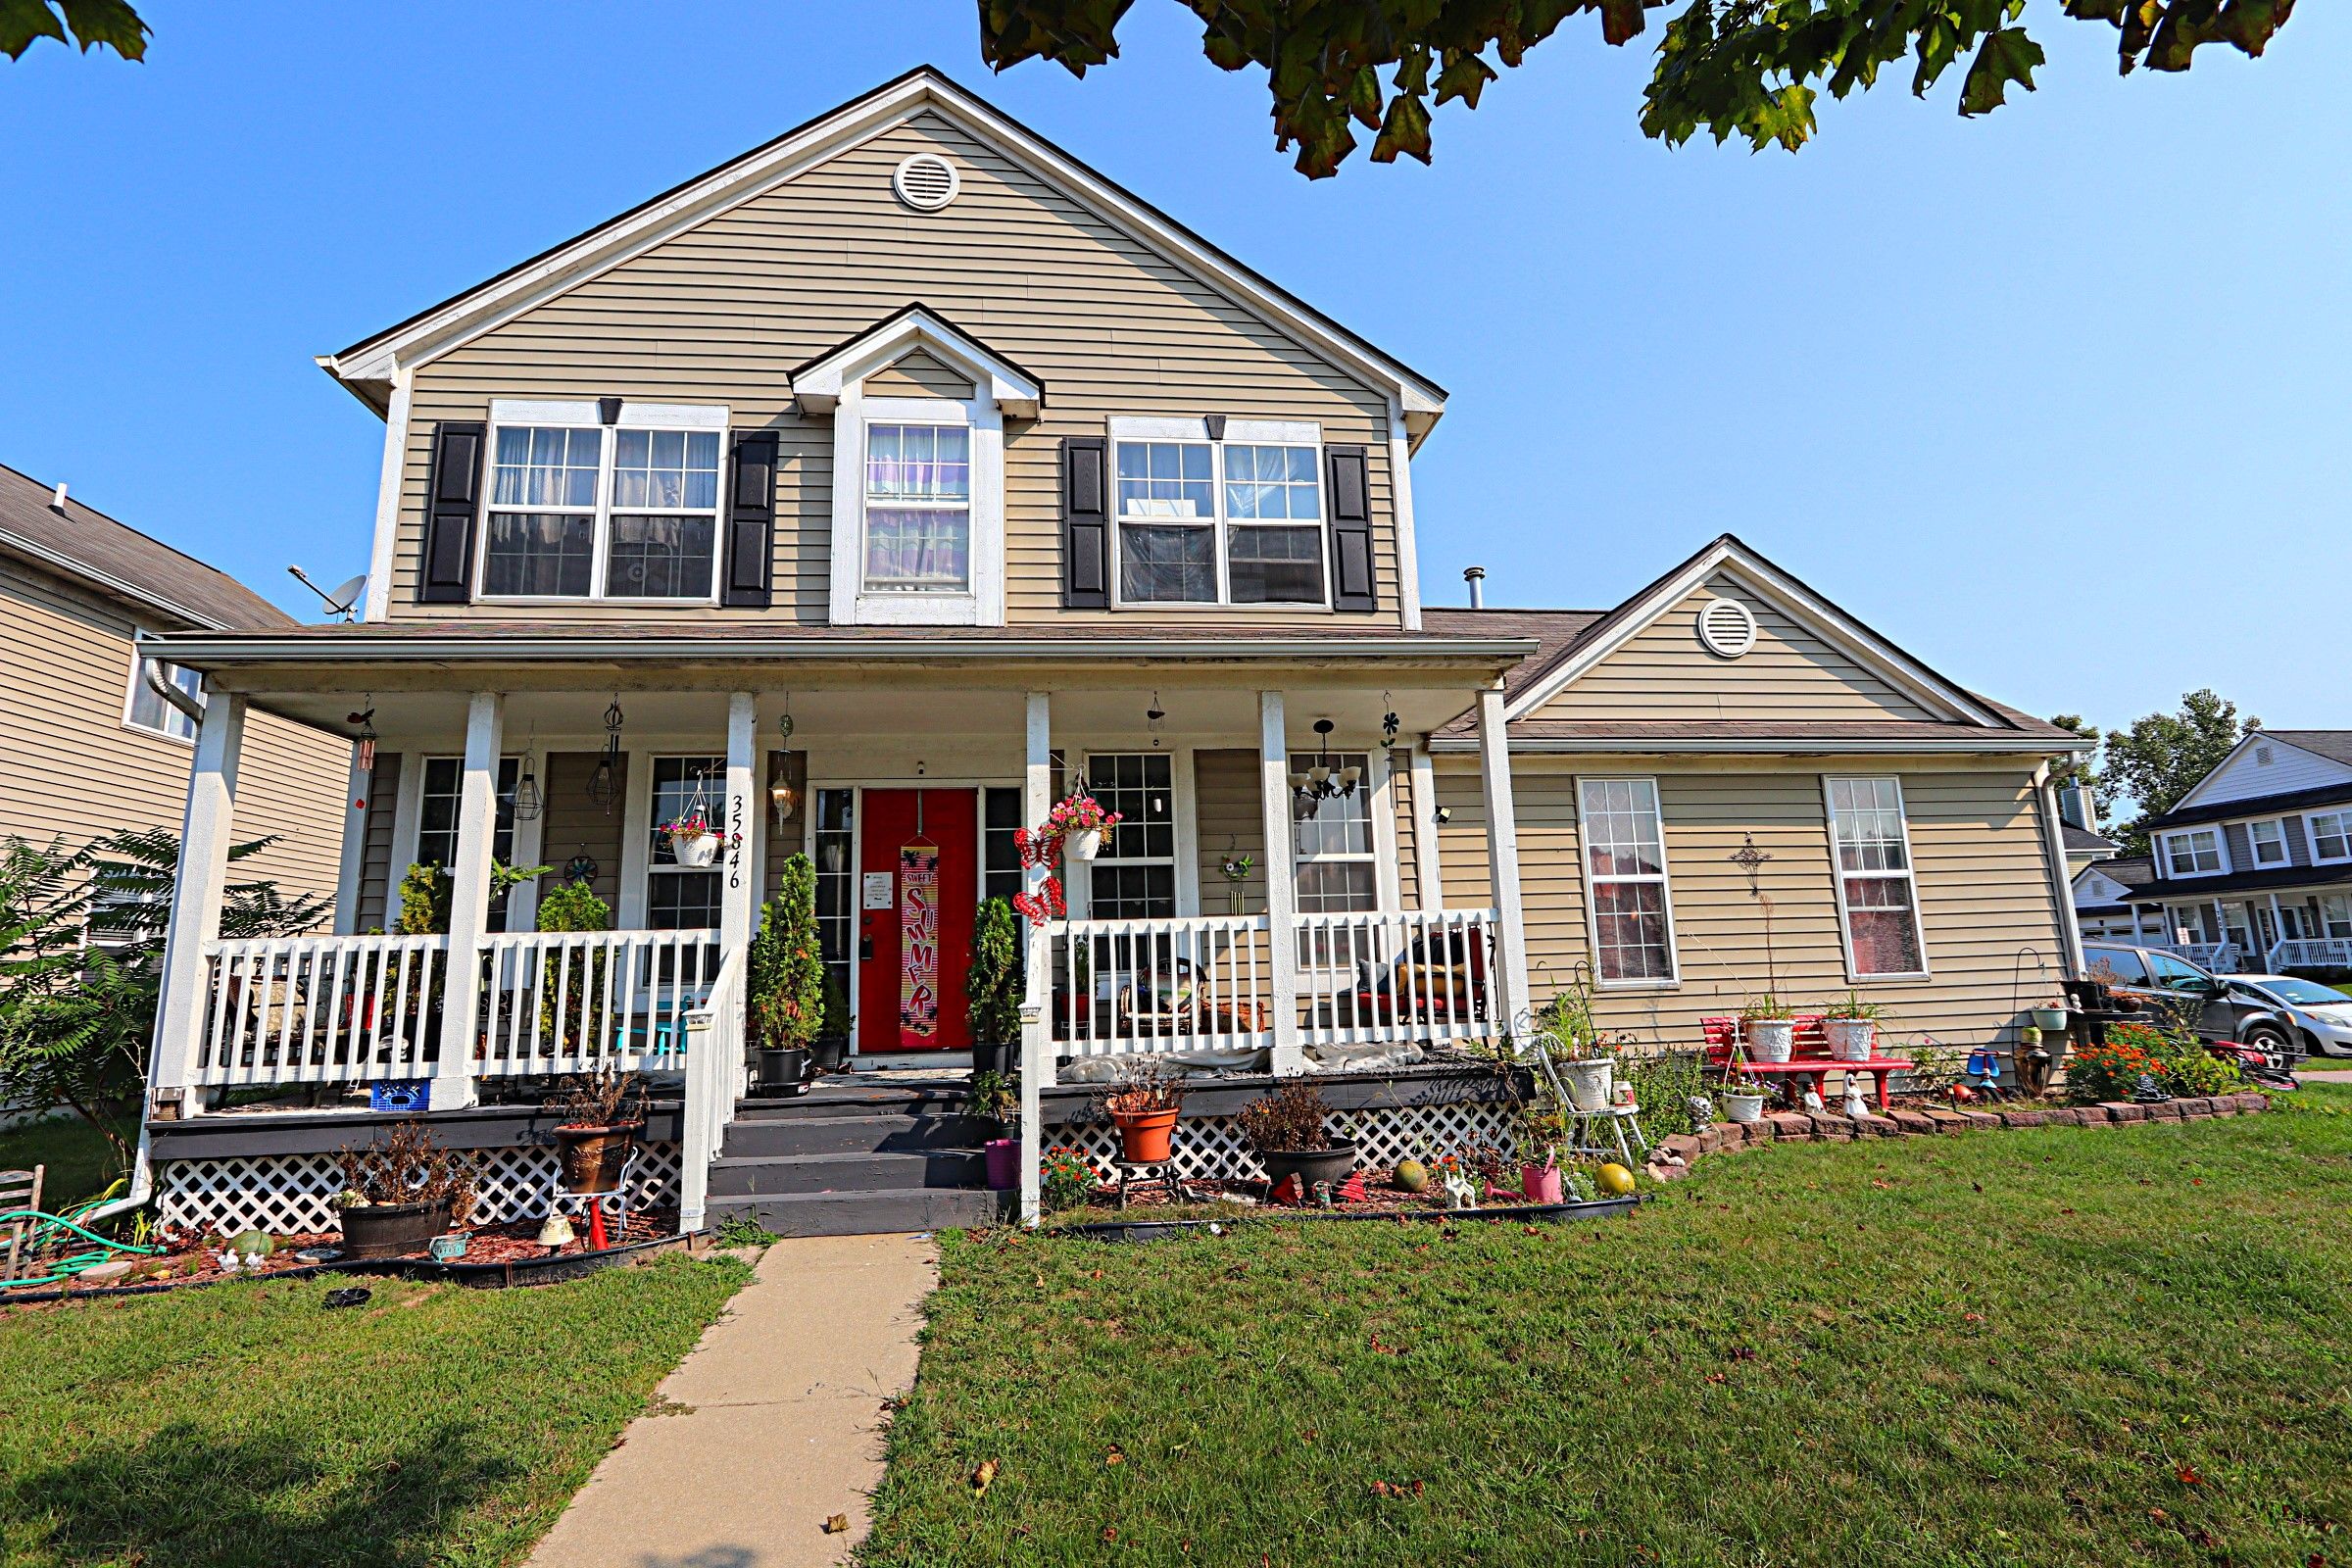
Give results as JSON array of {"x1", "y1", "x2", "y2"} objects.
[
  {"x1": 1258, "y1": 690, "x2": 1304, "y2": 1076},
  {"x1": 1410, "y1": 743, "x2": 1444, "y2": 910},
  {"x1": 332, "y1": 741, "x2": 368, "y2": 936},
  {"x1": 150, "y1": 692, "x2": 247, "y2": 1117},
  {"x1": 435, "y1": 692, "x2": 503, "y2": 1111},
  {"x1": 1019, "y1": 690, "x2": 1052, "y2": 1227},
  {"x1": 721, "y1": 693, "x2": 759, "y2": 954},
  {"x1": 1475, "y1": 686, "x2": 1532, "y2": 1035}
]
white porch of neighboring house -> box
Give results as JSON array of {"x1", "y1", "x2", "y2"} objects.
[
  {"x1": 2132, "y1": 889, "x2": 2352, "y2": 976},
  {"x1": 140, "y1": 642, "x2": 1537, "y2": 1234}
]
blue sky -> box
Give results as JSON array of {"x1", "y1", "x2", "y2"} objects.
[{"x1": 3, "y1": 2, "x2": 2343, "y2": 734}]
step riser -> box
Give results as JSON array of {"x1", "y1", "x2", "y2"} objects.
[
  {"x1": 708, "y1": 1150, "x2": 989, "y2": 1197},
  {"x1": 709, "y1": 1189, "x2": 1009, "y2": 1238},
  {"x1": 720, "y1": 1114, "x2": 1002, "y2": 1157}
]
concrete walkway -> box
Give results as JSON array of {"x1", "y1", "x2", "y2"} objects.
[{"x1": 529, "y1": 1233, "x2": 937, "y2": 1568}]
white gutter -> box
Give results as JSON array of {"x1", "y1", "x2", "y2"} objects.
[
  {"x1": 148, "y1": 631, "x2": 1542, "y2": 666},
  {"x1": 1428, "y1": 734, "x2": 2098, "y2": 756}
]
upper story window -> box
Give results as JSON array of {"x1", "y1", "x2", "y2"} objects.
[
  {"x1": 1112, "y1": 423, "x2": 1326, "y2": 607},
  {"x1": 862, "y1": 423, "x2": 971, "y2": 593},
  {"x1": 2162, "y1": 826, "x2": 2226, "y2": 877},
  {"x1": 479, "y1": 402, "x2": 725, "y2": 603},
  {"x1": 2248, "y1": 817, "x2": 2289, "y2": 866},
  {"x1": 124, "y1": 650, "x2": 203, "y2": 743},
  {"x1": 2309, "y1": 810, "x2": 2351, "y2": 863}
]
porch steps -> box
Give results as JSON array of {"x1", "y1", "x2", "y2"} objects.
[{"x1": 705, "y1": 1089, "x2": 1009, "y2": 1237}]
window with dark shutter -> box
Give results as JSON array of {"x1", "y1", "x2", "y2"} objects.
[
  {"x1": 417, "y1": 421, "x2": 484, "y2": 605},
  {"x1": 723, "y1": 430, "x2": 777, "y2": 609},
  {"x1": 1324, "y1": 443, "x2": 1376, "y2": 612},
  {"x1": 1062, "y1": 436, "x2": 1108, "y2": 609}
]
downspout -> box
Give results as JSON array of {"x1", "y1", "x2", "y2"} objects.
[
  {"x1": 2033, "y1": 760, "x2": 2086, "y2": 982},
  {"x1": 140, "y1": 642, "x2": 208, "y2": 728}
]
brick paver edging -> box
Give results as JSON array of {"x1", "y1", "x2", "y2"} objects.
[{"x1": 1642, "y1": 1091, "x2": 2275, "y2": 1184}]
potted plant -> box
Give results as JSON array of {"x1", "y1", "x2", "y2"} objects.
[
  {"x1": 1740, "y1": 994, "x2": 1797, "y2": 1064},
  {"x1": 658, "y1": 806, "x2": 736, "y2": 869},
  {"x1": 334, "y1": 1121, "x2": 475, "y2": 1260},
  {"x1": 965, "y1": 897, "x2": 1023, "y2": 1076},
  {"x1": 749, "y1": 856, "x2": 826, "y2": 1093},
  {"x1": 1719, "y1": 1044, "x2": 1770, "y2": 1125},
  {"x1": 965, "y1": 1069, "x2": 1020, "y2": 1190},
  {"x1": 1239, "y1": 1079, "x2": 1356, "y2": 1192},
  {"x1": 1537, "y1": 981, "x2": 1616, "y2": 1110},
  {"x1": 2031, "y1": 998, "x2": 2072, "y2": 1033},
  {"x1": 1100, "y1": 1056, "x2": 1186, "y2": 1163},
  {"x1": 545, "y1": 1065, "x2": 646, "y2": 1193},
  {"x1": 1823, "y1": 992, "x2": 1884, "y2": 1062},
  {"x1": 531, "y1": 877, "x2": 611, "y2": 1055},
  {"x1": 1045, "y1": 793, "x2": 1120, "y2": 862}
]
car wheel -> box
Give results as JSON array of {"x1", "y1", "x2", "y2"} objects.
[{"x1": 2242, "y1": 1024, "x2": 2292, "y2": 1054}]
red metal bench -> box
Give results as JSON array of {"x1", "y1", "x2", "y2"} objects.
[{"x1": 1701, "y1": 1015, "x2": 1912, "y2": 1113}]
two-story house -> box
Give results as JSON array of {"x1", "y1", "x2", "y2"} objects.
[
  {"x1": 134, "y1": 70, "x2": 2088, "y2": 1238},
  {"x1": 2088, "y1": 730, "x2": 2352, "y2": 972}
]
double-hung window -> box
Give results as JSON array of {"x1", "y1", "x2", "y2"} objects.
[
  {"x1": 1824, "y1": 777, "x2": 1927, "y2": 979},
  {"x1": 480, "y1": 403, "x2": 725, "y2": 602},
  {"x1": 416, "y1": 756, "x2": 521, "y2": 932},
  {"x1": 2309, "y1": 811, "x2": 2352, "y2": 863},
  {"x1": 2163, "y1": 827, "x2": 2226, "y2": 877},
  {"x1": 1577, "y1": 778, "x2": 1677, "y2": 984},
  {"x1": 123, "y1": 650, "x2": 203, "y2": 742},
  {"x1": 2323, "y1": 894, "x2": 2352, "y2": 940},
  {"x1": 861, "y1": 422, "x2": 971, "y2": 592},
  {"x1": 1112, "y1": 422, "x2": 1326, "y2": 607},
  {"x1": 1081, "y1": 754, "x2": 1177, "y2": 919},
  {"x1": 648, "y1": 757, "x2": 724, "y2": 931},
  {"x1": 2248, "y1": 818, "x2": 2289, "y2": 866}
]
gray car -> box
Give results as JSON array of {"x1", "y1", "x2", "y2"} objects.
[{"x1": 2222, "y1": 974, "x2": 2352, "y2": 1058}]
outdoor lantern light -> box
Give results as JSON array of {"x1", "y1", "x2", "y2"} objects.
[
  {"x1": 769, "y1": 708, "x2": 801, "y2": 828},
  {"x1": 586, "y1": 697, "x2": 624, "y2": 812},
  {"x1": 512, "y1": 725, "x2": 543, "y2": 821}
]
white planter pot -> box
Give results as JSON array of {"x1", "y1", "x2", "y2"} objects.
[
  {"x1": 1746, "y1": 1018, "x2": 1795, "y2": 1064},
  {"x1": 1824, "y1": 1018, "x2": 1876, "y2": 1062},
  {"x1": 1560, "y1": 1057, "x2": 1615, "y2": 1113},
  {"x1": 669, "y1": 831, "x2": 719, "y2": 869},
  {"x1": 1724, "y1": 1093, "x2": 1767, "y2": 1125},
  {"x1": 1065, "y1": 828, "x2": 1103, "y2": 862}
]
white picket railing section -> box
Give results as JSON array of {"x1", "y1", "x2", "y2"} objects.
[
  {"x1": 678, "y1": 944, "x2": 747, "y2": 1233},
  {"x1": 1297, "y1": 908, "x2": 1499, "y2": 1048},
  {"x1": 1052, "y1": 913, "x2": 1273, "y2": 1056},
  {"x1": 2269, "y1": 938, "x2": 2352, "y2": 972},
  {"x1": 2159, "y1": 941, "x2": 2243, "y2": 973},
  {"x1": 193, "y1": 935, "x2": 450, "y2": 1087},
  {"x1": 474, "y1": 929, "x2": 722, "y2": 1076}
]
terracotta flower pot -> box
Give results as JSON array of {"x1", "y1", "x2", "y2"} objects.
[
  {"x1": 338, "y1": 1199, "x2": 453, "y2": 1260},
  {"x1": 554, "y1": 1119, "x2": 641, "y2": 1194},
  {"x1": 1108, "y1": 1103, "x2": 1179, "y2": 1163}
]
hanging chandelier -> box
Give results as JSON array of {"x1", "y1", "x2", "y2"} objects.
[{"x1": 1290, "y1": 718, "x2": 1360, "y2": 811}]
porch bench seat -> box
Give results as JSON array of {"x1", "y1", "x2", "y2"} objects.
[{"x1": 1700, "y1": 1016, "x2": 1913, "y2": 1112}]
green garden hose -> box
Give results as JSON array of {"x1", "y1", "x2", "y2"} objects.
[{"x1": 1, "y1": 1200, "x2": 159, "y2": 1294}]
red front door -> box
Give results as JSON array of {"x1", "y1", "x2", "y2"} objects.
[{"x1": 857, "y1": 789, "x2": 979, "y2": 1055}]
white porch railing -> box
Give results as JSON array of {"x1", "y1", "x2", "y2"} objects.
[
  {"x1": 678, "y1": 943, "x2": 748, "y2": 1233},
  {"x1": 1052, "y1": 913, "x2": 1274, "y2": 1056},
  {"x1": 474, "y1": 929, "x2": 722, "y2": 1077},
  {"x1": 192, "y1": 935, "x2": 450, "y2": 1087},
  {"x1": 1297, "y1": 908, "x2": 1500, "y2": 1048},
  {"x1": 2269, "y1": 938, "x2": 2352, "y2": 972},
  {"x1": 2160, "y1": 941, "x2": 2243, "y2": 973}
]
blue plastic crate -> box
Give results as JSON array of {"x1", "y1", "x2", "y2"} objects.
[{"x1": 368, "y1": 1079, "x2": 430, "y2": 1113}]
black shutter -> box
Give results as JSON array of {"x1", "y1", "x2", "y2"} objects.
[
  {"x1": 417, "y1": 421, "x2": 484, "y2": 605},
  {"x1": 1062, "y1": 436, "x2": 1109, "y2": 609},
  {"x1": 1326, "y1": 443, "x2": 1376, "y2": 612},
  {"x1": 722, "y1": 430, "x2": 777, "y2": 609}
]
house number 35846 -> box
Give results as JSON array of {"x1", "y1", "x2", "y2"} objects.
[{"x1": 728, "y1": 793, "x2": 744, "y2": 891}]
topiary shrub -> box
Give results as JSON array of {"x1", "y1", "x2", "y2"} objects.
[
  {"x1": 965, "y1": 897, "x2": 1022, "y2": 1048},
  {"x1": 750, "y1": 855, "x2": 826, "y2": 1053}
]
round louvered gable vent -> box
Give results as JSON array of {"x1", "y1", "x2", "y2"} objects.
[
  {"x1": 893, "y1": 153, "x2": 960, "y2": 212},
  {"x1": 1697, "y1": 597, "x2": 1758, "y2": 659}
]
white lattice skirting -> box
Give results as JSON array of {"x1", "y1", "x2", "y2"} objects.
[
  {"x1": 1045, "y1": 1102, "x2": 1522, "y2": 1182},
  {"x1": 156, "y1": 1143, "x2": 683, "y2": 1236}
]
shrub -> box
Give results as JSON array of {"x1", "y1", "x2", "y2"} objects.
[
  {"x1": 966, "y1": 897, "x2": 1023, "y2": 1046},
  {"x1": 2070, "y1": 1021, "x2": 2242, "y2": 1102},
  {"x1": 1238, "y1": 1079, "x2": 1332, "y2": 1153},
  {"x1": 396, "y1": 861, "x2": 451, "y2": 935},
  {"x1": 750, "y1": 855, "x2": 826, "y2": 1053},
  {"x1": 1617, "y1": 1050, "x2": 1708, "y2": 1146}
]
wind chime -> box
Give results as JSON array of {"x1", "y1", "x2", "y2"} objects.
[
  {"x1": 346, "y1": 701, "x2": 377, "y2": 811},
  {"x1": 896, "y1": 787, "x2": 942, "y2": 1051}
]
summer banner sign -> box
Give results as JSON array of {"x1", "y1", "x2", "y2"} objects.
[{"x1": 898, "y1": 841, "x2": 941, "y2": 1049}]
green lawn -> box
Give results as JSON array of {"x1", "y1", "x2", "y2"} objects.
[
  {"x1": 1, "y1": 1255, "x2": 749, "y2": 1567},
  {"x1": 0, "y1": 1115, "x2": 124, "y2": 1213},
  {"x1": 864, "y1": 1099, "x2": 2352, "y2": 1567}
]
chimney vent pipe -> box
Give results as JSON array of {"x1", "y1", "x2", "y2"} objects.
[
  {"x1": 1463, "y1": 565, "x2": 1486, "y2": 610},
  {"x1": 49, "y1": 483, "x2": 68, "y2": 514}
]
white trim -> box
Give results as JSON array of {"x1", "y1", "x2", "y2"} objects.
[
  {"x1": 1107, "y1": 426, "x2": 1333, "y2": 612},
  {"x1": 2246, "y1": 816, "x2": 2291, "y2": 868},
  {"x1": 1821, "y1": 774, "x2": 1931, "y2": 984},
  {"x1": 792, "y1": 306, "x2": 1042, "y2": 418},
  {"x1": 2159, "y1": 825, "x2": 2230, "y2": 879},
  {"x1": 1258, "y1": 691, "x2": 1303, "y2": 1075},
  {"x1": 387, "y1": 751, "x2": 425, "y2": 900},
  {"x1": 333, "y1": 743, "x2": 368, "y2": 936},
  {"x1": 362, "y1": 365, "x2": 410, "y2": 622},
  {"x1": 485, "y1": 398, "x2": 728, "y2": 430},
  {"x1": 2306, "y1": 808, "x2": 2352, "y2": 865},
  {"x1": 1369, "y1": 748, "x2": 1401, "y2": 914},
  {"x1": 1409, "y1": 743, "x2": 1443, "y2": 910},
  {"x1": 0, "y1": 524, "x2": 238, "y2": 634},
  {"x1": 1173, "y1": 745, "x2": 1200, "y2": 917},
  {"x1": 1389, "y1": 402, "x2": 1422, "y2": 632},
  {"x1": 826, "y1": 380, "x2": 1004, "y2": 627},
  {"x1": 1500, "y1": 538, "x2": 2007, "y2": 729},
  {"x1": 1476, "y1": 687, "x2": 1531, "y2": 1025},
  {"x1": 321, "y1": 72, "x2": 1443, "y2": 424},
  {"x1": 616, "y1": 750, "x2": 654, "y2": 930},
  {"x1": 1429, "y1": 734, "x2": 2085, "y2": 757},
  {"x1": 1572, "y1": 775, "x2": 1681, "y2": 990},
  {"x1": 2173, "y1": 730, "x2": 2352, "y2": 811},
  {"x1": 1105, "y1": 416, "x2": 1320, "y2": 445},
  {"x1": 122, "y1": 645, "x2": 202, "y2": 745},
  {"x1": 435, "y1": 692, "x2": 503, "y2": 1110},
  {"x1": 153, "y1": 630, "x2": 1535, "y2": 665}
]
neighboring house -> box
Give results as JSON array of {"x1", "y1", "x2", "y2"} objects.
[
  {"x1": 2090, "y1": 730, "x2": 2352, "y2": 972},
  {"x1": 0, "y1": 463, "x2": 347, "y2": 904},
  {"x1": 133, "y1": 69, "x2": 2090, "y2": 1237},
  {"x1": 2072, "y1": 855, "x2": 2159, "y2": 943}
]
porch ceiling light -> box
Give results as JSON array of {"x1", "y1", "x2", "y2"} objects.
[{"x1": 1292, "y1": 718, "x2": 1359, "y2": 813}]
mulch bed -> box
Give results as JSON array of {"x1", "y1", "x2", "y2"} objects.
[
  {"x1": 411, "y1": 1208, "x2": 677, "y2": 1265},
  {"x1": 1072, "y1": 1171, "x2": 1566, "y2": 1217}
]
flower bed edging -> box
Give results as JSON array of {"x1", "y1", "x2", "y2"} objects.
[{"x1": 1643, "y1": 1091, "x2": 2274, "y2": 1184}]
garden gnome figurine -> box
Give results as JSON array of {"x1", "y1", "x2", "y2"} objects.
[
  {"x1": 1800, "y1": 1086, "x2": 1826, "y2": 1113},
  {"x1": 1687, "y1": 1093, "x2": 1716, "y2": 1126}
]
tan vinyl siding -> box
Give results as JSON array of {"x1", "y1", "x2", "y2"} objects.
[
  {"x1": 392, "y1": 111, "x2": 1401, "y2": 627},
  {"x1": 0, "y1": 561, "x2": 345, "y2": 905},
  {"x1": 1438, "y1": 759, "x2": 2070, "y2": 1049},
  {"x1": 1192, "y1": 748, "x2": 1264, "y2": 915},
  {"x1": 862, "y1": 350, "x2": 976, "y2": 400},
  {"x1": 355, "y1": 752, "x2": 403, "y2": 930},
  {"x1": 540, "y1": 751, "x2": 627, "y2": 914},
  {"x1": 1530, "y1": 575, "x2": 1939, "y2": 722},
  {"x1": 1389, "y1": 747, "x2": 1420, "y2": 908}
]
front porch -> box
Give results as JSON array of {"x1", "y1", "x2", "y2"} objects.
[{"x1": 143, "y1": 644, "x2": 1540, "y2": 1231}]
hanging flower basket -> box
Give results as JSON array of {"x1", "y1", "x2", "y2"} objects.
[
  {"x1": 659, "y1": 808, "x2": 737, "y2": 869},
  {"x1": 1007, "y1": 792, "x2": 1125, "y2": 925}
]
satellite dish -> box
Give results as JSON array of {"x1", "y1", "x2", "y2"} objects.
[{"x1": 288, "y1": 566, "x2": 368, "y2": 621}]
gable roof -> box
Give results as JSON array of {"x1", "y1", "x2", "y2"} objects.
[
  {"x1": 2162, "y1": 729, "x2": 2352, "y2": 820},
  {"x1": 2261, "y1": 731, "x2": 2352, "y2": 767},
  {"x1": 789, "y1": 302, "x2": 1044, "y2": 417},
  {"x1": 2138, "y1": 780, "x2": 2352, "y2": 834},
  {"x1": 2062, "y1": 821, "x2": 2120, "y2": 855},
  {"x1": 0, "y1": 464, "x2": 297, "y2": 632},
  {"x1": 318, "y1": 67, "x2": 1445, "y2": 431}
]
